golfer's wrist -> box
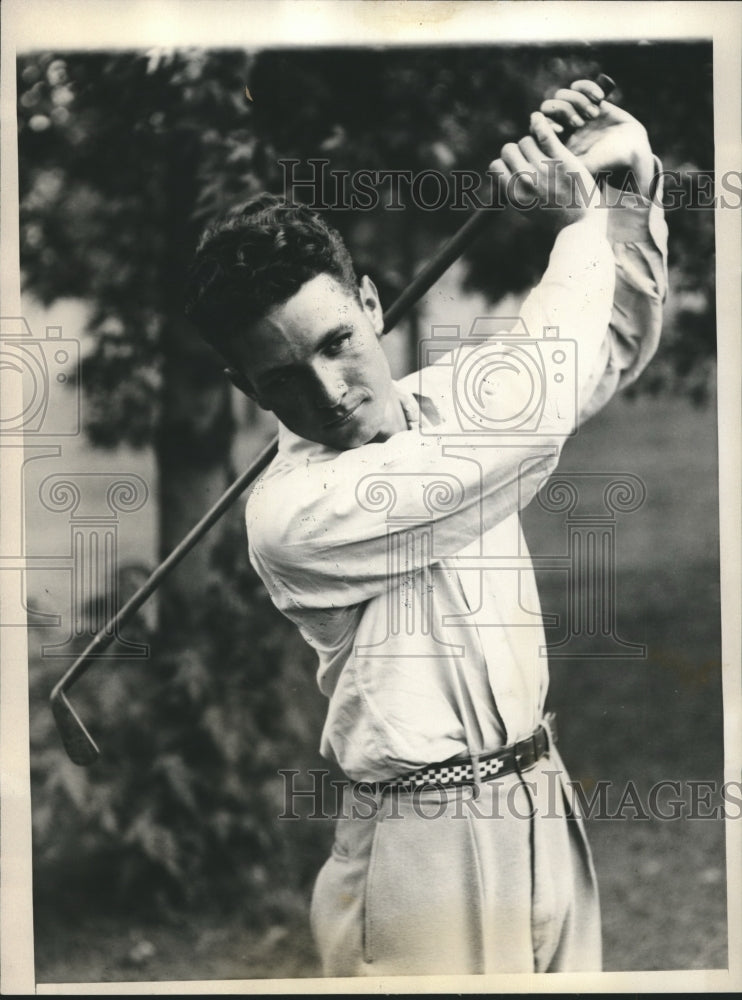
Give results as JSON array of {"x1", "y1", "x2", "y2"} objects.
[
  {"x1": 604, "y1": 155, "x2": 665, "y2": 244},
  {"x1": 557, "y1": 198, "x2": 608, "y2": 237}
]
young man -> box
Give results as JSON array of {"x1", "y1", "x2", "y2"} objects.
[{"x1": 187, "y1": 82, "x2": 667, "y2": 976}]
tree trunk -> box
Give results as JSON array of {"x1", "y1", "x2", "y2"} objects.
[
  {"x1": 150, "y1": 121, "x2": 241, "y2": 641},
  {"x1": 154, "y1": 321, "x2": 236, "y2": 641}
]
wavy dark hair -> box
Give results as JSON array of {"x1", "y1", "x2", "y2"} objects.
[{"x1": 186, "y1": 194, "x2": 359, "y2": 358}]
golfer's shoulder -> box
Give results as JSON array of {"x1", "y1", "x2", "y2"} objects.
[
  {"x1": 242, "y1": 454, "x2": 296, "y2": 550},
  {"x1": 245, "y1": 449, "x2": 340, "y2": 558}
]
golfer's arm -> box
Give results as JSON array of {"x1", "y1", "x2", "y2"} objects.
[{"x1": 577, "y1": 157, "x2": 669, "y2": 423}]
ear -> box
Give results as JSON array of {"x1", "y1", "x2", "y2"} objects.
[
  {"x1": 225, "y1": 366, "x2": 259, "y2": 404},
  {"x1": 358, "y1": 274, "x2": 384, "y2": 337}
]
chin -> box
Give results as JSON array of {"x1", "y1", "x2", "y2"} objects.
[
  {"x1": 325, "y1": 422, "x2": 378, "y2": 451},
  {"x1": 321, "y1": 403, "x2": 385, "y2": 450}
]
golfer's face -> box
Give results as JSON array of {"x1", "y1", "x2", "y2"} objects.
[{"x1": 233, "y1": 273, "x2": 400, "y2": 450}]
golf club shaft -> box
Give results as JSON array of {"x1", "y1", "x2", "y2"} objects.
[{"x1": 50, "y1": 436, "x2": 278, "y2": 695}]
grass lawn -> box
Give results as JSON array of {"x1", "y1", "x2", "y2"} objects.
[
  {"x1": 527, "y1": 390, "x2": 726, "y2": 972},
  {"x1": 31, "y1": 390, "x2": 729, "y2": 984}
]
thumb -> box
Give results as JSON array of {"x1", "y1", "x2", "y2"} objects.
[{"x1": 530, "y1": 109, "x2": 593, "y2": 181}]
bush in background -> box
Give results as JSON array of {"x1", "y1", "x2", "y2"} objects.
[{"x1": 30, "y1": 510, "x2": 332, "y2": 922}]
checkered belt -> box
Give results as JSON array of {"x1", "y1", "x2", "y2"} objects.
[{"x1": 375, "y1": 723, "x2": 552, "y2": 794}]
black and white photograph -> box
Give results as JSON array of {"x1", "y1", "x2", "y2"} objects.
[{"x1": 1, "y1": 0, "x2": 740, "y2": 993}]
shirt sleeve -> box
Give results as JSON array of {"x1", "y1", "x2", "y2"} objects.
[
  {"x1": 247, "y1": 214, "x2": 615, "y2": 613},
  {"x1": 577, "y1": 157, "x2": 669, "y2": 424}
]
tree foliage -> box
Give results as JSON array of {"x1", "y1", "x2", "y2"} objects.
[
  {"x1": 19, "y1": 43, "x2": 716, "y2": 427},
  {"x1": 30, "y1": 519, "x2": 333, "y2": 920}
]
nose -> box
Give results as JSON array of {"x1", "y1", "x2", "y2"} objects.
[{"x1": 309, "y1": 361, "x2": 348, "y2": 409}]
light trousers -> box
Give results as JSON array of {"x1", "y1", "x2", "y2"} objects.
[{"x1": 310, "y1": 751, "x2": 601, "y2": 977}]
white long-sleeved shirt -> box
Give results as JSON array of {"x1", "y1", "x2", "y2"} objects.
[{"x1": 247, "y1": 185, "x2": 668, "y2": 782}]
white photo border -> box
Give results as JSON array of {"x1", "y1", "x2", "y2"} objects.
[{"x1": 2, "y1": 1, "x2": 740, "y2": 994}]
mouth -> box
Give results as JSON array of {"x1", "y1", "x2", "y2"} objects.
[{"x1": 323, "y1": 401, "x2": 363, "y2": 429}]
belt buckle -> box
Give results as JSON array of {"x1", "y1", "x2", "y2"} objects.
[{"x1": 514, "y1": 732, "x2": 538, "y2": 772}]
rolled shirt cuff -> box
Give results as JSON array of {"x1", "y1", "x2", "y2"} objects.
[{"x1": 605, "y1": 155, "x2": 668, "y2": 254}]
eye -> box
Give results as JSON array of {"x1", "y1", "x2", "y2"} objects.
[{"x1": 325, "y1": 332, "x2": 353, "y2": 356}]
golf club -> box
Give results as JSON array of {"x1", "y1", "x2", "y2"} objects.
[{"x1": 50, "y1": 74, "x2": 615, "y2": 765}]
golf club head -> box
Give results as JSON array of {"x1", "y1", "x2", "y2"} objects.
[{"x1": 50, "y1": 689, "x2": 100, "y2": 766}]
